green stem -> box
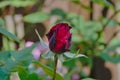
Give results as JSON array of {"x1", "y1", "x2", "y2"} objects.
[{"x1": 53, "y1": 54, "x2": 58, "y2": 80}]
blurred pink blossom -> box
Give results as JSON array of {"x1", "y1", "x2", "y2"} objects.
[
  {"x1": 25, "y1": 41, "x2": 49, "y2": 60},
  {"x1": 25, "y1": 41, "x2": 34, "y2": 47},
  {"x1": 72, "y1": 73, "x2": 80, "y2": 80}
]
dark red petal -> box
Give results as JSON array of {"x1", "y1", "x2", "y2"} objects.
[
  {"x1": 49, "y1": 32, "x2": 56, "y2": 50},
  {"x1": 46, "y1": 23, "x2": 72, "y2": 54}
]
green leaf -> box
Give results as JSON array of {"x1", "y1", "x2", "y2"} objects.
[
  {"x1": 63, "y1": 51, "x2": 87, "y2": 68},
  {"x1": 17, "y1": 66, "x2": 28, "y2": 80},
  {"x1": 100, "y1": 44, "x2": 120, "y2": 63},
  {"x1": 72, "y1": 34, "x2": 82, "y2": 42},
  {"x1": 11, "y1": 43, "x2": 38, "y2": 66},
  {"x1": 63, "y1": 58, "x2": 76, "y2": 68},
  {"x1": 23, "y1": 12, "x2": 49, "y2": 23},
  {"x1": 64, "y1": 52, "x2": 86, "y2": 59},
  {"x1": 0, "y1": 27, "x2": 19, "y2": 42},
  {"x1": 63, "y1": 50, "x2": 87, "y2": 68},
  {"x1": 82, "y1": 78, "x2": 96, "y2": 80},
  {"x1": 28, "y1": 73, "x2": 39, "y2": 80},
  {"x1": 10, "y1": 0, "x2": 37, "y2": 7},
  {"x1": 50, "y1": 8, "x2": 67, "y2": 18},
  {"x1": 0, "y1": 1, "x2": 10, "y2": 8},
  {"x1": 18, "y1": 66, "x2": 39, "y2": 80},
  {"x1": 0, "y1": 68, "x2": 9, "y2": 80},
  {"x1": 101, "y1": 18, "x2": 118, "y2": 27},
  {"x1": 108, "y1": 20, "x2": 118, "y2": 27},
  {"x1": 68, "y1": 14, "x2": 102, "y2": 41},
  {"x1": 0, "y1": 43, "x2": 37, "y2": 79},
  {"x1": 0, "y1": 51, "x2": 13, "y2": 79},
  {"x1": 0, "y1": 0, "x2": 37, "y2": 8},
  {"x1": 63, "y1": 49, "x2": 87, "y2": 60},
  {"x1": 42, "y1": 51, "x2": 55, "y2": 59},
  {"x1": 35, "y1": 29, "x2": 49, "y2": 49},
  {"x1": 108, "y1": 38, "x2": 120, "y2": 47},
  {"x1": 63, "y1": 53, "x2": 86, "y2": 65},
  {"x1": 100, "y1": 52, "x2": 120, "y2": 63},
  {"x1": 33, "y1": 61, "x2": 64, "y2": 80}
]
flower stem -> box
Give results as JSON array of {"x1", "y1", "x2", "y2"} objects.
[{"x1": 53, "y1": 54, "x2": 58, "y2": 80}]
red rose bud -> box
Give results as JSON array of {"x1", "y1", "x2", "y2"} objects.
[{"x1": 46, "y1": 23, "x2": 72, "y2": 54}]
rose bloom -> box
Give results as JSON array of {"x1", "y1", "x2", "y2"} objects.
[{"x1": 46, "y1": 23, "x2": 72, "y2": 54}]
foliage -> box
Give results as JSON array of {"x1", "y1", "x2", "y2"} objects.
[
  {"x1": 0, "y1": 43, "x2": 37, "y2": 80},
  {"x1": 50, "y1": 8, "x2": 120, "y2": 64},
  {"x1": 0, "y1": 0, "x2": 37, "y2": 8},
  {"x1": 0, "y1": 19, "x2": 19, "y2": 42},
  {"x1": 23, "y1": 12, "x2": 49, "y2": 23},
  {"x1": 33, "y1": 61, "x2": 64, "y2": 80}
]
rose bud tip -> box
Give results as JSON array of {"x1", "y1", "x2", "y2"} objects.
[{"x1": 46, "y1": 23, "x2": 72, "y2": 54}]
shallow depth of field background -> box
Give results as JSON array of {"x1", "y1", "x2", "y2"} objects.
[{"x1": 0, "y1": 0, "x2": 120, "y2": 80}]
